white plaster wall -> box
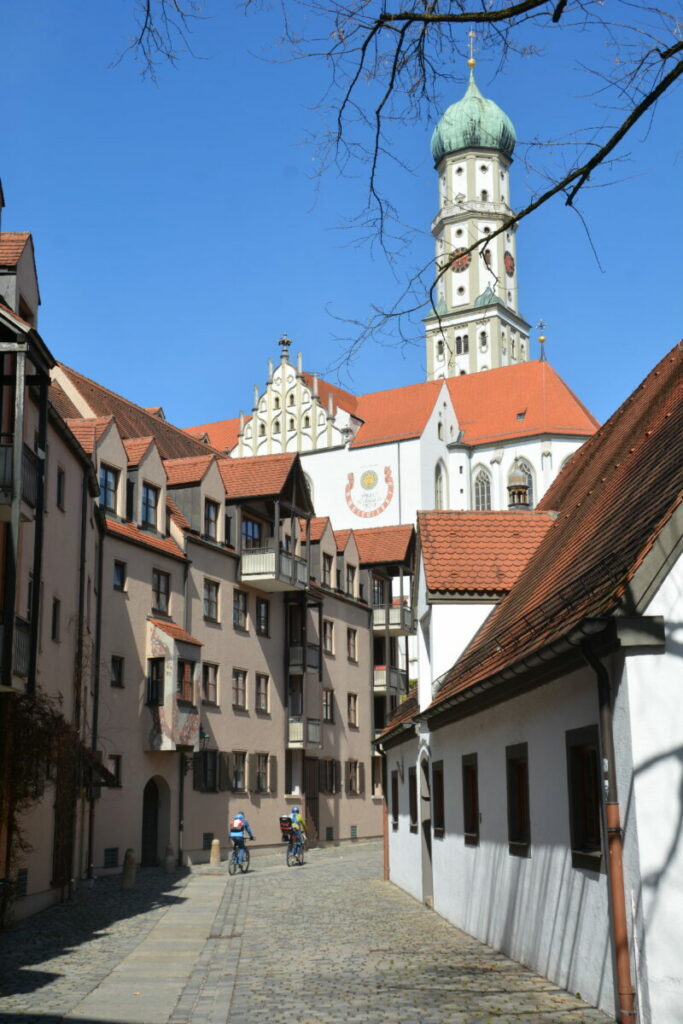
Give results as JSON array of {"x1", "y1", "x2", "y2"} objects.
[
  {"x1": 430, "y1": 602, "x2": 494, "y2": 682},
  {"x1": 622, "y1": 553, "x2": 683, "y2": 1024},
  {"x1": 386, "y1": 735, "x2": 424, "y2": 903},
  {"x1": 411, "y1": 669, "x2": 617, "y2": 1017}
]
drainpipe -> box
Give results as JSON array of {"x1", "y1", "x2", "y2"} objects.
[
  {"x1": 87, "y1": 508, "x2": 104, "y2": 879},
  {"x1": 28, "y1": 376, "x2": 48, "y2": 694},
  {"x1": 177, "y1": 753, "x2": 185, "y2": 867},
  {"x1": 581, "y1": 641, "x2": 636, "y2": 1023}
]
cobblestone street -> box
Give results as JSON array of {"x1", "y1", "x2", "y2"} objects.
[{"x1": 0, "y1": 841, "x2": 612, "y2": 1024}]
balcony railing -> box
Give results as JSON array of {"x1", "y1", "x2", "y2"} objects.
[
  {"x1": 240, "y1": 539, "x2": 308, "y2": 591},
  {"x1": 289, "y1": 642, "x2": 321, "y2": 673},
  {"x1": 0, "y1": 439, "x2": 41, "y2": 508},
  {"x1": 0, "y1": 614, "x2": 31, "y2": 679},
  {"x1": 288, "y1": 716, "x2": 321, "y2": 747},
  {"x1": 372, "y1": 603, "x2": 415, "y2": 634},
  {"x1": 373, "y1": 666, "x2": 408, "y2": 693}
]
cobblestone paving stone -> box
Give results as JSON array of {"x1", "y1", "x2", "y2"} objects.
[{"x1": 0, "y1": 842, "x2": 614, "y2": 1024}]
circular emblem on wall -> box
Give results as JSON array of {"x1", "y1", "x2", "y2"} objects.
[
  {"x1": 504, "y1": 250, "x2": 515, "y2": 277},
  {"x1": 345, "y1": 466, "x2": 395, "y2": 519}
]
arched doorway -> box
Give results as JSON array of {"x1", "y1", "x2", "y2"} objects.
[
  {"x1": 141, "y1": 775, "x2": 171, "y2": 866},
  {"x1": 420, "y1": 754, "x2": 433, "y2": 907}
]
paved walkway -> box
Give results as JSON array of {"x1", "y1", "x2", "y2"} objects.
[{"x1": 0, "y1": 842, "x2": 612, "y2": 1024}]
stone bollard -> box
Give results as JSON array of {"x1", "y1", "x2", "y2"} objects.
[
  {"x1": 163, "y1": 845, "x2": 175, "y2": 874},
  {"x1": 121, "y1": 848, "x2": 136, "y2": 890},
  {"x1": 210, "y1": 838, "x2": 221, "y2": 867}
]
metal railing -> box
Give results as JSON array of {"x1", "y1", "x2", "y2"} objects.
[
  {"x1": 373, "y1": 666, "x2": 408, "y2": 692},
  {"x1": 372, "y1": 604, "x2": 414, "y2": 632},
  {"x1": 241, "y1": 539, "x2": 308, "y2": 587},
  {"x1": 288, "y1": 716, "x2": 321, "y2": 746},
  {"x1": 289, "y1": 642, "x2": 321, "y2": 672},
  {"x1": 0, "y1": 439, "x2": 41, "y2": 508}
]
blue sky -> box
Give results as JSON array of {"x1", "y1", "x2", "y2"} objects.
[{"x1": 1, "y1": 1, "x2": 680, "y2": 429}]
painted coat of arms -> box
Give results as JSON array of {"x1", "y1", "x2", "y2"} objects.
[{"x1": 345, "y1": 465, "x2": 394, "y2": 519}]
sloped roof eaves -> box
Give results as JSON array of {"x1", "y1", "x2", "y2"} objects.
[
  {"x1": 426, "y1": 347, "x2": 682, "y2": 716},
  {"x1": 149, "y1": 618, "x2": 202, "y2": 646},
  {"x1": 353, "y1": 524, "x2": 415, "y2": 566},
  {"x1": 0, "y1": 232, "x2": 30, "y2": 266},
  {"x1": 104, "y1": 518, "x2": 187, "y2": 561},
  {"x1": 378, "y1": 695, "x2": 419, "y2": 746},
  {"x1": 164, "y1": 455, "x2": 214, "y2": 486},
  {"x1": 218, "y1": 453, "x2": 298, "y2": 500}
]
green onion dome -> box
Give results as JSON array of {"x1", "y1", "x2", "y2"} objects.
[{"x1": 431, "y1": 65, "x2": 516, "y2": 165}]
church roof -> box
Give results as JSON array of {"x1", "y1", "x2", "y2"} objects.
[
  {"x1": 58, "y1": 364, "x2": 219, "y2": 461},
  {"x1": 350, "y1": 380, "x2": 443, "y2": 449},
  {"x1": 431, "y1": 67, "x2": 516, "y2": 165},
  {"x1": 0, "y1": 231, "x2": 31, "y2": 266},
  {"x1": 184, "y1": 416, "x2": 242, "y2": 452},
  {"x1": 300, "y1": 372, "x2": 358, "y2": 415},
  {"x1": 426, "y1": 340, "x2": 683, "y2": 718},
  {"x1": 352, "y1": 524, "x2": 415, "y2": 566},
  {"x1": 417, "y1": 510, "x2": 553, "y2": 595},
  {"x1": 446, "y1": 361, "x2": 598, "y2": 445}
]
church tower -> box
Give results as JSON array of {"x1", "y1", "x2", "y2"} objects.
[{"x1": 425, "y1": 57, "x2": 530, "y2": 379}]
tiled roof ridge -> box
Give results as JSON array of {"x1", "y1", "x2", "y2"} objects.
[{"x1": 59, "y1": 363, "x2": 224, "y2": 458}]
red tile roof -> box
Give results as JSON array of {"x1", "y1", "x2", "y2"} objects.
[
  {"x1": 418, "y1": 510, "x2": 553, "y2": 595},
  {"x1": 104, "y1": 518, "x2": 186, "y2": 561},
  {"x1": 164, "y1": 454, "x2": 215, "y2": 487},
  {"x1": 352, "y1": 524, "x2": 415, "y2": 566},
  {"x1": 428, "y1": 341, "x2": 683, "y2": 715},
  {"x1": 166, "y1": 497, "x2": 192, "y2": 532},
  {"x1": 446, "y1": 361, "x2": 598, "y2": 446},
  {"x1": 298, "y1": 516, "x2": 331, "y2": 543},
  {"x1": 0, "y1": 232, "x2": 30, "y2": 266},
  {"x1": 379, "y1": 693, "x2": 419, "y2": 741},
  {"x1": 218, "y1": 453, "x2": 297, "y2": 499},
  {"x1": 334, "y1": 528, "x2": 352, "y2": 553},
  {"x1": 149, "y1": 619, "x2": 202, "y2": 646},
  {"x1": 350, "y1": 380, "x2": 443, "y2": 449},
  {"x1": 58, "y1": 364, "x2": 220, "y2": 460},
  {"x1": 64, "y1": 416, "x2": 114, "y2": 454},
  {"x1": 123, "y1": 436, "x2": 154, "y2": 467},
  {"x1": 300, "y1": 372, "x2": 358, "y2": 415},
  {"x1": 184, "y1": 416, "x2": 242, "y2": 452},
  {"x1": 49, "y1": 381, "x2": 81, "y2": 420}
]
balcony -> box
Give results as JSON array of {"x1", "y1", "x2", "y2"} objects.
[
  {"x1": 373, "y1": 666, "x2": 408, "y2": 694},
  {"x1": 289, "y1": 642, "x2": 321, "y2": 674},
  {"x1": 0, "y1": 614, "x2": 31, "y2": 683},
  {"x1": 240, "y1": 540, "x2": 308, "y2": 591},
  {"x1": 0, "y1": 439, "x2": 41, "y2": 517},
  {"x1": 288, "y1": 716, "x2": 321, "y2": 748},
  {"x1": 372, "y1": 603, "x2": 415, "y2": 635}
]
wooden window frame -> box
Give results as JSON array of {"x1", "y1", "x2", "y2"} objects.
[
  {"x1": 113, "y1": 560, "x2": 126, "y2": 591},
  {"x1": 408, "y1": 766, "x2": 418, "y2": 834},
  {"x1": 566, "y1": 725, "x2": 604, "y2": 872},
  {"x1": 255, "y1": 598, "x2": 269, "y2": 637},
  {"x1": 111, "y1": 655, "x2": 125, "y2": 689},
  {"x1": 232, "y1": 750, "x2": 246, "y2": 792},
  {"x1": 232, "y1": 668, "x2": 247, "y2": 710},
  {"x1": 391, "y1": 770, "x2": 399, "y2": 831},
  {"x1": 203, "y1": 578, "x2": 219, "y2": 622},
  {"x1": 506, "y1": 742, "x2": 531, "y2": 857},
  {"x1": 347, "y1": 692, "x2": 358, "y2": 728},
  {"x1": 176, "y1": 659, "x2": 195, "y2": 705},
  {"x1": 141, "y1": 482, "x2": 159, "y2": 528},
  {"x1": 204, "y1": 498, "x2": 220, "y2": 541},
  {"x1": 202, "y1": 662, "x2": 218, "y2": 705},
  {"x1": 233, "y1": 589, "x2": 248, "y2": 631},
  {"x1": 146, "y1": 657, "x2": 164, "y2": 705},
  {"x1": 152, "y1": 569, "x2": 170, "y2": 614},
  {"x1": 99, "y1": 463, "x2": 118, "y2": 512},
  {"x1": 432, "y1": 760, "x2": 445, "y2": 838},
  {"x1": 255, "y1": 673, "x2": 269, "y2": 714},
  {"x1": 347, "y1": 627, "x2": 358, "y2": 662},
  {"x1": 323, "y1": 688, "x2": 334, "y2": 723}
]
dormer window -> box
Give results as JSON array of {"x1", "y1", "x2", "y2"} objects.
[
  {"x1": 142, "y1": 483, "x2": 159, "y2": 528},
  {"x1": 99, "y1": 464, "x2": 119, "y2": 513},
  {"x1": 204, "y1": 499, "x2": 220, "y2": 541},
  {"x1": 323, "y1": 553, "x2": 333, "y2": 587},
  {"x1": 346, "y1": 564, "x2": 356, "y2": 597}
]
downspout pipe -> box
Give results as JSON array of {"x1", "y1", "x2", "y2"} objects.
[
  {"x1": 581, "y1": 641, "x2": 636, "y2": 1023},
  {"x1": 87, "y1": 508, "x2": 104, "y2": 880}
]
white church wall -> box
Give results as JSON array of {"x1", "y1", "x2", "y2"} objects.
[
  {"x1": 620, "y1": 552, "x2": 683, "y2": 1024},
  {"x1": 419, "y1": 669, "x2": 616, "y2": 1017}
]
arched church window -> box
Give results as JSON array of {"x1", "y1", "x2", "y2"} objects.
[
  {"x1": 520, "y1": 342, "x2": 525, "y2": 357},
  {"x1": 462, "y1": 335, "x2": 469, "y2": 353},
  {"x1": 434, "y1": 462, "x2": 448, "y2": 510},
  {"x1": 511, "y1": 338, "x2": 516, "y2": 358},
  {"x1": 304, "y1": 415, "x2": 310, "y2": 429},
  {"x1": 436, "y1": 338, "x2": 444, "y2": 357},
  {"x1": 438, "y1": 421, "x2": 444, "y2": 441},
  {"x1": 288, "y1": 393, "x2": 295, "y2": 406},
  {"x1": 259, "y1": 423, "x2": 266, "y2": 437},
  {"x1": 479, "y1": 332, "x2": 488, "y2": 352},
  {"x1": 483, "y1": 249, "x2": 492, "y2": 267},
  {"x1": 473, "y1": 468, "x2": 492, "y2": 511},
  {"x1": 481, "y1": 190, "x2": 489, "y2": 202},
  {"x1": 274, "y1": 396, "x2": 280, "y2": 410},
  {"x1": 509, "y1": 459, "x2": 535, "y2": 508},
  {"x1": 273, "y1": 420, "x2": 280, "y2": 434},
  {"x1": 455, "y1": 336, "x2": 462, "y2": 356},
  {"x1": 289, "y1": 417, "x2": 295, "y2": 431}
]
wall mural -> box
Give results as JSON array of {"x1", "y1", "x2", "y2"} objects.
[{"x1": 345, "y1": 465, "x2": 395, "y2": 518}]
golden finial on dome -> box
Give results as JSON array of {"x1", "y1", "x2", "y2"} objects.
[{"x1": 468, "y1": 30, "x2": 476, "y2": 68}]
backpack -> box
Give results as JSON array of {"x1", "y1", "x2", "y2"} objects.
[{"x1": 231, "y1": 817, "x2": 244, "y2": 832}]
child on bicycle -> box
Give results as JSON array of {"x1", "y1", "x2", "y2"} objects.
[
  {"x1": 229, "y1": 812, "x2": 254, "y2": 859},
  {"x1": 290, "y1": 806, "x2": 307, "y2": 847}
]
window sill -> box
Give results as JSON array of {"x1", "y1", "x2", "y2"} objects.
[
  {"x1": 201, "y1": 699, "x2": 218, "y2": 708},
  {"x1": 409, "y1": 824, "x2": 418, "y2": 834},
  {"x1": 232, "y1": 704, "x2": 248, "y2": 713},
  {"x1": 571, "y1": 849, "x2": 603, "y2": 873},
  {"x1": 256, "y1": 630, "x2": 270, "y2": 639},
  {"x1": 433, "y1": 827, "x2": 445, "y2": 840},
  {"x1": 203, "y1": 616, "x2": 220, "y2": 625},
  {"x1": 255, "y1": 709, "x2": 270, "y2": 717},
  {"x1": 233, "y1": 625, "x2": 249, "y2": 635},
  {"x1": 392, "y1": 822, "x2": 399, "y2": 832},
  {"x1": 464, "y1": 833, "x2": 479, "y2": 847},
  {"x1": 509, "y1": 840, "x2": 530, "y2": 858}
]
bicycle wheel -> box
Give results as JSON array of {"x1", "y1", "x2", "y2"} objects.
[
  {"x1": 228, "y1": 852, "x2": 238, "y2": 876},
  {"x1": 286, "y1": 842, "x2": 296, "y2": 867},
  {"x1": 239, "y1": 847, "x2": 250, "y2": 873},
  {"x1": 298, "y1": 844, "x2": 305, "y2": 865}
]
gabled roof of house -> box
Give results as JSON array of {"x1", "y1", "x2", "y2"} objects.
[
  {"x1": 123, "y1": 436, "x2": 154, "y2": 468},
  {"x1": 427, "y1": 341, "x2": 683, "y2": 717},
  {"x1": 300, "y1": 372, "x2": 358, "y2": 416},
  {"x1": 334, "y1": 528, "x2": 353, "y2": 553},
  {"x1": 0, "y1": 231, "x2": 30, "y2": 266},
  {"x1": 379, "y1": 693, "x2": 419, "y2": 742},
  {"x1": 352, "y1": 524, "x2": 415, "y2": 566},
  {"x1": 58, "y1": 364, "x2": 221, "y2": 460},
  {"x1": 104, "y1": 517, "x2": 187, "y2": 560},
  {"x1": 164, "y1": 454, "x2": 215, "y2": 487},
  {"x1": 148, "y1": 619, "x2": 202, "y2": 646},
  {"x1": 49, "y1": 381, "x2": 81, "y2": 420},
  {"x1": 446, "y1": 361, "x2": 598, "y2": 446},
  {"x1": 218, "y1": 452, "x2": 298, "y2": 500},
  {"x1": 184, "y1": 416, "x2": 242, "y2": 453},
  {"x1": 417, "y1": 510, "x2": 553, "y2": 595},
  {"x1": 64, "y1": 416, "x2": 115, "y2": 454},
  {"x1": 350, "y1": 380, "x2": 443, "y2": 449},
  {"x1": 298, "y1": 516, "x2": 331, "y2": 543},
  {"x1": 166, "y1": 497, "x2": 192, "y2": 532}
]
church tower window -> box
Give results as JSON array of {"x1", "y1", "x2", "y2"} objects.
[
  {"x1": 473, "y1": 468, "x2": 492, "y2": 511},
  {"x1": 304, "y1": 415, "x2": 310, "y2": 429},
  {"x1": 273, "y1": 420, "x2": 280, "y2": 434},
  {"x1": 274, "y1": 396, "x2": 280, "y2": 410},
  {"x1": 434, "y1": 463, "x2": 448, "y2": 510},
  {"x1": 259, "y1": 423, "x2": 266, "y2": 437},
  {"x1": 436, "y1": 338, "x2": 444, "y2": 357},
  {"x1": 289, "y1": 417, "x2": 295, "y2": 431},
  {"x1": 288, "y1": 393, "x2": 295, "y2": 406}
]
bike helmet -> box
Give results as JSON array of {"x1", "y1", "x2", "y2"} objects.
[
  {"x1": 292, "y1": 807, "x2": 299, "y2": 813},
  {"x1": 236, "y1": 812, "x2": 245, "y2": 820}
]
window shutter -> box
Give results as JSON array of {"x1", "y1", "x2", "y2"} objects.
[
  {"x1": 269, "y1": 754, "x2": 278, "y2": 795},
  {"x1": 359, "y1": 761, "x2": 365, "y2": 795},
  {"x1": 318, "y1": 760, "x2": 326, "y2": 793},
  {"x1": 345, "y1": 760, "x2": 352, "y2": 795},
  {"x1": 219, "y1": 752, "x2": 230, "y2": 792},
  {"x1": 193, "y1": 753, "x2": 204, "y2": 792},
  {"x1": 248, "y1": 752, "x2": 257, "y2": 793},
  {"x1": 334, "y1": 760, "x2": 341, "y2": 795}
]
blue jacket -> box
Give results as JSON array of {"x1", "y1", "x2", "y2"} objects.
[{"x1": 229, "y1": 816, "x2": 253, "y2": 840}]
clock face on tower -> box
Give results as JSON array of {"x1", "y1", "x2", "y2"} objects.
[
  {"x1": 504, "y1": 250, "x2": 515, "y2": 277},
  {"x1": 450, "y1": 248, "x2": 472, "y2": 273}
]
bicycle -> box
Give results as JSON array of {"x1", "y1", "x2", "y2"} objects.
[
  {"x1": 286, "y1": 831, "x2": 305, "y2": 867},
  {"x1": 228, "y1": 839, "x2": 251, "y2": 875}
]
